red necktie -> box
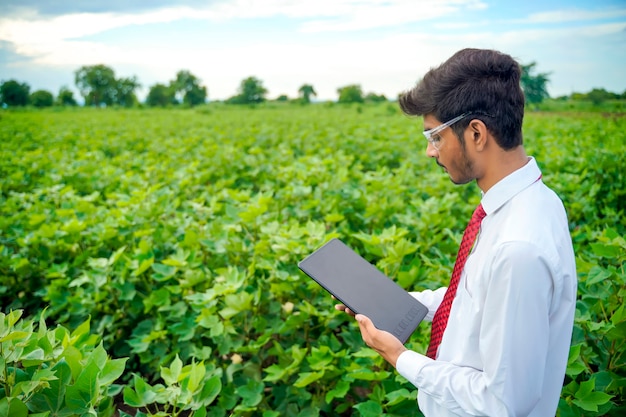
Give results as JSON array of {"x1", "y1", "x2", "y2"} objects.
[{"x1": 427, "y1": 204, "x2": 487, "y2": 359}]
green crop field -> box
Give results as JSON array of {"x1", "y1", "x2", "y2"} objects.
[{"x1": 1, "y1": 104, "x2": 625, "y2": 416}]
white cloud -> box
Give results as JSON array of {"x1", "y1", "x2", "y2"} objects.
[
  {"x1": 0, "y1": 0, "x2": 487, "y2": 47},
  {"x1": 0, "y1": 7, "x2": 197, "y2": 46},
  {"x1": 523, "y1": 7, "x2": 626, "y2": 24},
  {"x1": 0, "y1": 0, "x2": 623, "y2": 99},
  {"x1": 0, "y1": 0, "x2": 488, "y2": 72}
]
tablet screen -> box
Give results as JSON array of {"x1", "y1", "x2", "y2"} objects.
[{"x1": 298, "y1": 238, "x2": 428, "y2": 343}]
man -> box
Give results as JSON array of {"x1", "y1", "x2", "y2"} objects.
[{"x1": 336, "y1": 48, "x2": 577, "y2": 416}]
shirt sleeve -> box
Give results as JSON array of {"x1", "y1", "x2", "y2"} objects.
[
  {"x1": 399, "y1": 241, "x2": 555, "y2": 417},
  {"x1": 409, "y1": 287, "x2": 447, "y2": 322}
]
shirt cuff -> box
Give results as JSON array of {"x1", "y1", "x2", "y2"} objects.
[{"x1": 396, "y1": 350, "x2": 433, "y2": 386}]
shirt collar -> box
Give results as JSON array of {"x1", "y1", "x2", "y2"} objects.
[{"x1": 481, "y1": 157, "x2": 542, "y2": 215}]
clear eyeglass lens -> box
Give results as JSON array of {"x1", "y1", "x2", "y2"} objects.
[
  {"x1": 430, "y1": 135, "x2": 442, "y2": 150},
  {"x1": 423, "y1": 112, "x2": 470, "y2": 150}
]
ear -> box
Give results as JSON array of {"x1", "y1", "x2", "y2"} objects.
[{"x1": 467, "y1": 119, "x2": 488, "y2": 151}]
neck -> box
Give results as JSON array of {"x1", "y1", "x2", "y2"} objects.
[{"x1": 476, "y1": 146, "x2": 528, "y2": 193}]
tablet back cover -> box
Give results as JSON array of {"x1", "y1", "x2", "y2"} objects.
[{"x1": 298, "y1": 238, "x2": 428, "y2": 344}]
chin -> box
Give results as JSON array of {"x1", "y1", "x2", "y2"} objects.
[{"x1": 449, "y1": 175, "x2": 474, "y2": 185}]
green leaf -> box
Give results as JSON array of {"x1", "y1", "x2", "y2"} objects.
[
  {"x1": 385, "y1": 388, "x2": 413, "y2": 406},
  {"x1": 263, "y1": 364, "x2": 289, "y2": 383},
  {"x1": 585, "y1": 265, "x2": 612, "y2": 285},
  {"x1": 0, "y1": 397, "x2": 29, "y2": 417},
  {"x1": 28, "y1": 213, "x2": 48, "y2": 226},
  {"x1": 186, "y1": 361, "x2": 206, "y2": 393},
  {"x1": 133, "y1": 257, "x2": 154, "y2": 276},
  {"x1": 566, "y1": 344, "x2": 587, "y2": 376},
  {"x1": 37, "y1": 332, "x2": 54, "y2": 358},
  {"x1": 62, "y1": 345, "x2": 83, "y2": 381},
  {"x1": 69, "y1": 317, "x2": 91, "y2": 345},
  {"x1": 14, "y1": 380, "x2": 44, "y2": 399},
  {"x1": 567, "y1": 344, "x2": 581, "y2": 365},
  {"x1": 29, "y1": 360, "x2": 72, "y2": 413},
  {"x1": 353, "y1": 400, "x2": 383, "y2": 417},
  {"x1": 151, "y1": 263, "x2": 178, "y2": 281},
  {"x1": 573, "y1": 378, "x2": 614, "y2": 412},
  {"x1": 125, "y1": 374, "x2": 158, "y2": 407},
  {"x1": 590, "y1": 242, "x2": 620, "y2": 258},
  {"x1": 6, "y1": 310, "x2": 24, "y2": 327},
  {"x1": 161, "y1": 354, "x2": 183, "y2": 386},
  {"x1": 236, "y1": 379, "x2": 264, "y2": 407},
  {"x1": 65, "y1": 360, "x2": 100, "y2": 413},
  {"x1": 307, "y1": 346, "x2": 334, "y2": 371},
  {"x1": 566, "y1": 361, "x2": 587, "y2": 377},
  {"x1": 89, "y1": 342, "x2": 108, "y2": 370},
  {"x1": 184, "y1": 229, "x2": 199, "y2": 248},
  {"x1": 0, "y1": 331, "x2": 29, "y2": 342},
  {"x1": 108, "y1": 245, "x2": 127, "y2": 266},
  {"x1": 219, "y1": 292, "x2": 254, "y2": 319},
  {"x1": 100, "y1": 358, "x2": 127, "y2": 386},
  {"x1": 293, "y1": 371, "x2": 325, "y2": 388},
  {"x1": 611, "y1": 304, "x2": 626, "y2": 325},
  {"x1": 193, "y1": 407, "x2": 207, "y2": 417},
  {"x1": 198, "y1": 375, "x2": 222, "y2": 407},
  {"x1": 572, "y1": 394, "x2": 610, "y2": 412},
  {"x1": 296, "y1": 407, "x2": 320, "y2": 417},
  {"x1": 123, "y1": 385, "x2": 143, "y2": 408},
  {"x1": 133, "y1": 374, "x2": 157, "y2": 405},
  {"x1": 346, "y1": 369, "x2": 391, "y2": 381},
  {"x1": 325, "y1": 380, "x2": 350, "y2": 403}
]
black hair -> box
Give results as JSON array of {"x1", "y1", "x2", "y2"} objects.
[{"x1": 399, "y1": 48, "x2": 525, "y2": 149}]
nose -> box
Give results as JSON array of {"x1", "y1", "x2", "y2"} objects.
[{"x1": 426, "y1": 142, "x2": 439, "y2": 158}]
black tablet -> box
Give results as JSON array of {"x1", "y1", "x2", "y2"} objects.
[{"x1": 298, "y1": 238, "x2": 428, "y2": 344}]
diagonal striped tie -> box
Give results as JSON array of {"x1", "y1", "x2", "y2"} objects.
[{"x1": 427, "y1": 203, "x2": 487, "y2": 359}]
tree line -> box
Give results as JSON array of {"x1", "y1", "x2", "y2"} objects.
[
  {"x1": 1, "y1": 63, "x2": 623, "y2": 108},
  {"x1": 0, "y1": 64, "x2": 388, "y2": 108}
]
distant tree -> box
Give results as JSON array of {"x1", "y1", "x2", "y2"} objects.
[
  {"x1": 298, "y1": 84, "x2": 317, "y2": 104},
  {"x1": 0, "y1": 79, "x2": 30, "y2": 106},
  {"x1": 337, "y1": 84, "x2": 364, "y2": 103},
  {"x1": 586, "y1": 88, "x2": 620, "y2": 105},
  {"x1": 56, "y1": 86, "x2": 77, "y2": 106},
  {"x1": 30, "y1": 90, "x2": 54, "y2": 108},
  {"x1": 571, "y1": 88, "x2": 620, "y2": 104},
  {"x1": 227, "y1": 76, "x2": 268, "y2": 104},
  {"x1": 365, "y1": 92, "x2": 387, "y2": 102},
  {"x1": 170, "y1": 70, "x2": 207, "y2": 106},
  {"x1": 520, "y1": 62, "x2": 550, "y2": 105},
  {"x1": 275, "y1": 94, "x2": 289, "y2": 102},
  {"x1": 115, "y1": 76, "x2": 140, "y2": 107},
  {"x1": 75, "y1": 64, "x2": 117, "y2": 106},
  {"x1": 75, "y1": 65, "x2": 141, "y2": 107},
  {"x1": 146, "y1": 83, "x2": 176, "y2": 107},
  {"x1": 183, "y1": 85, "x2": 207, "y2": 106}
]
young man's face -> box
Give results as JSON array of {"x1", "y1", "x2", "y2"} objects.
[{"x1": 423, "y1": 114, "x2": 476, "y2": 185}]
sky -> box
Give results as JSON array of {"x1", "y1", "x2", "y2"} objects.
[{"x1": 0, "y1": 0, "x2": 625, "y2": 102}]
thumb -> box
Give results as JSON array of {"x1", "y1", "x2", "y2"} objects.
[{"x1": 355, "y1": 314, "x2": 372, "y2": 328}]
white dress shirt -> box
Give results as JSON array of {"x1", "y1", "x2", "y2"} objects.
[{"x1": 396, "y1": 157, "x2": 577, "y2": 417}]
